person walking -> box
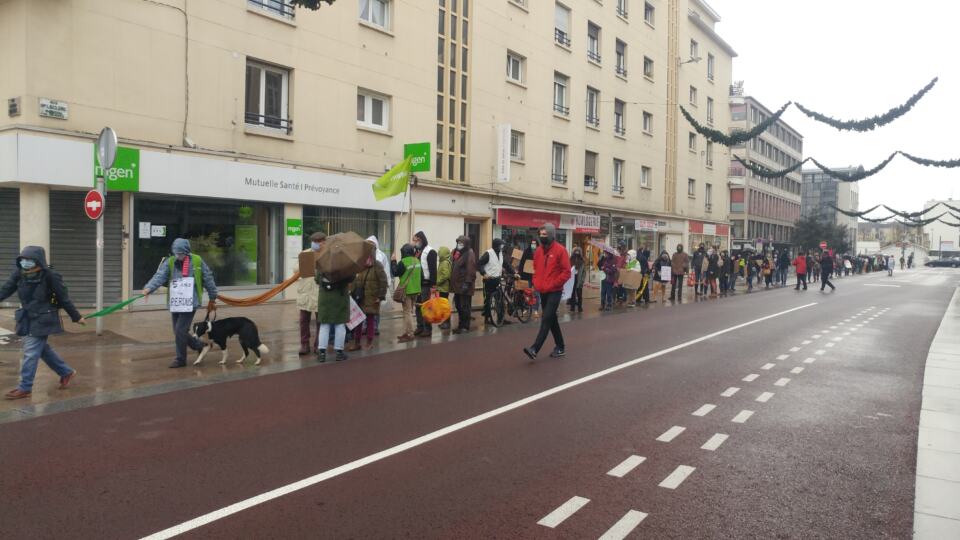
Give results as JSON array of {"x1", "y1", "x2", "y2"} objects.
[
  {"x1": 450, "y1": 235, "x2": 477, "y2": 334},
  {"x1": 523, "y1": 223, "x2": 572, "y2": 360},
  {"x1": 479, "y1": 238, "x2": 511, "y2": 325},
  {"x1": 669, "y1": 244, "x2": 690, "y2": 302},
  {"x1": 793, "y1": 251, "x2": 808, "y2": 291},
  {"x1": 315, "y1": 265, "x2": 353, "y2": 362},
  {"x1": 346, "y1": 254, "x2": 388, "y2": 352},
  {"x1": 391, "y1": 244, "x2": 422, "y2": 343},
  {"x1": 653, "y1": 250, "x2": 672, "y2": 303},
  {"x1": 568, "y1": 247, "x2": 586, "y2": 312},
  {"x1": 142, "y1": 238, "x2": 219, "y2": 368},
  {"x1": 778, "y1": 250, "x2": 791, "y2": 287},
  {"x1": 296, "y1": 232, "x2": 325, "y2": 355},
  {"x1": 820, "y1": 251, "x2": 836, "y2": 292},
  {"x1": 412, "y1": 231, "x2": 438, "y2": 339},
  {"x1": 762, "y1": 257, "x2": 773, "y2": 289},
  {"x1": 436, "y1": 246, "x2": 452, "y2": 330},
  {"x1": 1, "y1": 246, "x2": 85, "y2": 400}
]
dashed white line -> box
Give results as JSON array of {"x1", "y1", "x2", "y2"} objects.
[
  {"x1": 832, "y1": 337, "x2": 843, "y2": 342},
  {"x1": 849, "y1": 327, "x2": 859, "y2": 332},
  {"x1": 802, "y1": 340, "x2": 812, "y2": 345},
  {"x1": 742, "y1": 374, "x2": 759, "y2": 382},
  {"x1": 692, "y1": 404, "x2": 717, "y2": 417},
  {"x1": 776, "y1": 354, "x2": 790, "y2": 360},
  {"x1": 701, "y1": 433, "x2": 729, "y2": 451},
  {"x1": 598, "y1": 510, "x2": 649, "y2": 540},
  {"x1": 830, "y1": 325, "x2": 838, "y2": 329},
  {"x1": 659, "y1": 465, "x2": 696, "y2": 489},
  {"x1": 538, "y1": 496, "x2": 591, "y2": 528},
  {"x1": 825, "y1": 342, "x2": 835, "y2": 348},
  {"x1": 721, "y1": 387, "x2": 740, "y2": 397},
  {"x1": 756, "y1": 392, "x2": 775, "y2": 403},
  {"x1": 812, "y1": 334, "x2": 821, "y2": 339},
  {"x1": 657, "y1": 426, "x2": 686, "y2": 442},
  {"x1": 843, "y1": 332, "x2": 851, "y2": 336},
  {"x1": 731, "y1": 410, "x2": 754, "y2": 423},
  {"x1": 789, "y1": 347, "x2": 801, "y2": 352},
  {"x1": 761, "y1": 363, "x2": 776, "y2": 370},
  {"x1": 607, "y1": 455, "x2": 646, "y2": 478},
  {"x1": 791, "y1": 367, "x2": 805, "y2": 374},
  {"x1": 774, "y1": 378, "x2": 791, "y2": 387},
  {"x1": 804, "y1": 357, "x2": 816, "y2": 364},
  {"x1": 822, "y1": 330, "x2": 831, "y2": 334},
  {"x1": 815, "y1": 349, "x2": 826, "y2": 355}
]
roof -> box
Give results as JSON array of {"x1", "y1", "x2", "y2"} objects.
[
  {"x1": 687, "y1": 11, "x2": 737, "y2": 57},
  {"x1": 691, "y1": 0, "x2": 722, "y2": 22}
]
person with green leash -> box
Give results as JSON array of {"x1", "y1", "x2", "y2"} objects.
[{"x1": 142, "y1": 238, "x2": 219, "y2": 368}]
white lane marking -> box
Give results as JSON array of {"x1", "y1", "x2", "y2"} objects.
[
  {"x1": 777, "y1": 354, "x2": 790, "y2": 360},
  {"x1": 791, "y1": 367, "x2": 805, "y2": 374},
  {"x1": 692, "y1": 404, "x2": 717, "y2": 417},
  {"x1": 742, "y1": 374, "x2": 759, "y2": 382},
  {"x1": 659, "y1": 465, "x2": 696, "y2": 489},
  {"x1": 761, "y1": 363, "x2": 776, "y2": 370},
  {"x1": 139, "y1": 303, "x2": 819, "y2": 540},
  {"x1": 789, "y1": 347, "x2": 801, "y2": 352},
  {"x1": 830, "y1": 325, "x2": 838, "y2": 329},
  {"x1": 756, "y1": 392, "x2": 775, "y2": 403},
  {"x1": 832, "y1": 337, "x2": 843, "y2": 342},
  {"x1": 774, "y1": 378, "x2": 791, "y2": 387},
  {"x1": 732, "y1": 410, "x2": 754, "y2": 423},
  {"x1": 822, "y1": 330, "x2": 831, "y2": 334},
  {"x1": 815, "y1": 350, "x2": 826, "y2": 355},
  {"x1": 607, "y1": 455, "x2": 646, "y2": 478},
  {"x1": 825, "y1": 342, "x2": 835, "y2": 348},
  {"x1": 598, "y1": 510, "x2": 649, "y2": 540},
  {"x1": 812, "y1": 334, "x2": 821, "y2": 339},
  {"x1": 701, "y1": 433, "x2": 729, "y2": 451},
  {"x1": 843, "y1": 332, "x2": 851, "y2": 336},
  {"x1": 538, "y1": 496, "x2": 591, "y2": 528},
  {"x1": 721, "y1": 387, "x2": 740, "y2": 397},
  {"x1": 877, "y1": 412, "x2": 893, "y2": 418},
  {"x1": 657, "y1": 426, "x2": 686, "y2": 442},
  {"x1": 850, "y1": 327, "x2": 859, "y2": 332},
  {"x1": 864, "y1": 284, "x2": 900, "y2": 288},
  {"x1": 804, "y1": 357, "x2": 816, "y2": 364},
  {"x1": 802, "y1": 340, "x2": 812, "y2": 345}
]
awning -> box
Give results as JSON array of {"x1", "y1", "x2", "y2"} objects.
[{"x1": 495, "y1": 207, "x2": 600, "y2": 233}]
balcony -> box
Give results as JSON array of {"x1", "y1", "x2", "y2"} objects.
[
  {"x1": 586, "y1": 115, "x2": 600, "y2": 127},
  {"x1": 551, "y1": 173, "x2": 568, "y2": 185},
  {"x1": 554, "y1": 103, "x2": 570, "y2": 116},
  {"x1": 554, "y1": 28, "x2": 571, "y2": 47},
  {"x1": 616, "y1": 65, "x2": 628, "y2": 77},
  {"x1": 245, "y1": 112, "x2": 293, "y2": 134},
  {"x1": 248, "y1": 0, "x2": 295, "y2": 19},
  {"x1": 615, "y1": 124, "x2": 626, "y2": 136},
  {"x1": 613, "y1": 184, "x2": 624, "y2": 195},
  {"x1": 587, "y1": 49, "x2": 602, "y2": 64},
  {"x1": 584, "y1": 176, "x2": 598, "y2": 190},
  {"x1": 617, "y1": 6, "x2": 629, "y2": 18}
]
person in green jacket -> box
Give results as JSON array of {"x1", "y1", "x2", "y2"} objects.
[
  {"x1": 315, "y1": 266, "x2": 353, "y2": 363},
  {"x1": 391, "y1": 243, "x2": 422, "y2": 343},
  {"x1": 436, "y1": 246, "x2": 452, "y2": 330}
]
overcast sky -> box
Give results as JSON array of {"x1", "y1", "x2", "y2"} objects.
[{"x1": 708, "y1": 0, "x2": 958, "y2": 214}]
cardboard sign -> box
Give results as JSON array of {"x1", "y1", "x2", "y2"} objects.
[
  {"x1": 512, "y1": 248, "x2": 523, "y2": 261},
  {"x1": 347, "y1": 297, "x2": 366, "y2": 330},
  {"x1": 169, "y1": 278, "x2": 195, "y2": 313},
  {"x1": 620, "y1": 270, "x2": 643, "y2": 289},
  {"x1": 298, "y1": 251, "x2": 320, "y2": 278},
  {"x1": 659, "y1": 266, "x2": 672, "y2": 282},
  {"x1": 523, "y1": 260, "x2": 535, "y2": 275}
]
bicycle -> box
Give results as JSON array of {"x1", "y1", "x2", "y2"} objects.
[{"x1": 488, "y1": 274, "x2": 533, "y2": 327}]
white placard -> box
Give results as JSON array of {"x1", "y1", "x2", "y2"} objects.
[
  {"x1": 660, "y1": 266, "x2": 672, "y2": 282},
  {"x1": 169, "y1": 278, "x2": 195, "y2": 313},
  {"x1": 38, "y1": 98, "x2": 69, "y2": 120},
  {"x1": 287, "y1": 237, "x2": 302, "y2": 258},
  {"x1": 151, "y1": 225, "x2": 167, "y2": 237},
  {"x1": 139, "y1": 222, "x2": 152, "y2": 239},
  {"x1": 561, "y1": 267, "x2": 576, "y2": 301},
  {"x1": 347, "y1": 297, "x2": 366, "y2": 330},
  {"x1": 703, "y1": 223, "x2": 717, "y2": 236},
  {"x1": 496, "y1": 123, "x2": 511, "y2": 183}
]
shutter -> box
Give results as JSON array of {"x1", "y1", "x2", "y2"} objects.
[
  {"x1": 0, "y1": 188, "x2": 19, "y2": 269},
  {"x1": 49, "y1": 191, "x2": 123, "y2": 307}
]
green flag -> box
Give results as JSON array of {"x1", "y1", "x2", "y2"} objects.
[
  {"x1": 372, "y1": 156, "x2": 413, "y2": 201},
  {"x1": 83, "y1": 295, "x2": 145, "y2": 319}
]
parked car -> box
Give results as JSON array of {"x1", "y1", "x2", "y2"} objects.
[{"x1": 925, "y1": 257, "x2": 960, "y2": 268}]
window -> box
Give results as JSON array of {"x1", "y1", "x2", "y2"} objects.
[
  {"x1": 584, "y1": 151, "x2": 598, "y2": 189},
  {"x1": 614, "y1": 99, "x2": 626, "y2": 136},
  {"x1": 552, "y1": 143, "x2": 568, "y2": 184},
  {"x1": 506, "y1": 51, "x2": 525, "y2": 83},
  {"x1": 587, "y1": 22, "x2": 601, "y2": 63},
  {"x1": 688, "y1": 178, "x2": 696, "y2": 197},
  {"x1": 688, "y1": 132, "x2": 696, "y2": 151},
  {"x1": 642, "y1": 111, "x2": 653, "y2": 133},
  {"x1": 613, "y1": 159, "x2": 624, "y2": 194},
  {"x1": 707, "y1": 53, "x2": 715, "y2": 81},
  {"x1": 510, "y1": 0, "x2": 526, "y2": 7},
  {"x1": 644, "y1": 1, "x2": 654, "y2": 25},
  {"x1": 357, "y1": 90, "x2": 390, "y2": 131},
  {"x1": 706, "y1": 97, "x2": 714, "y2": 124},
  {"x1": 706, "y1": 141, "x2": 713, "y2": 167},
  {"x1": 617, "y1": 0, "x2": 628, "y2": 18},
  {"x1": 643, "y1": 56, "x2": 654, "y2": 78},
  {"x1": 555, "y1": 3, "x2": 571, "y2": 47},
  {"x1": 245, "y1": 60, "x2": 291, "y2": 133},
  {"x1": 510, "y1": 130, "x2": 525, "y2": 161},
  {"x1": 586, "y1": 87, "x2": 600, "y2": 126},
  {"x1": 249, "y1": 0, "x2": 294, "y2": 19},
  {"x1": 359, "y1": 0, "x2": 390, "y2": 30},
  {"x1": 705, "y1": 183, "x2": 713, "y2": 210},
  {"x1": 690, "y1": 39, "x2": 699, "y2": 60},
  {"x1": 689, "y1": 85, "x2": 698, "y2": 106},
  {"x1": 553, "y1": 72, "x2": 569, "y2": 115},
  {"x1": 615, "y1": 40, "x2": 627, "y2": 77},
  {"x1": 641, "y1": 165, "x2": 652, "y2": 188}
]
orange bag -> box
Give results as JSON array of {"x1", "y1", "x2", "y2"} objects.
[
  {"x1": 686, "y1": 273, "x2": 695, "y2": 287},
  {"x1": 421, "y1": 294, "x2": 452, "y2": 324}
]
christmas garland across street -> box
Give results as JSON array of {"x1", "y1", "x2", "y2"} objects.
[
  {"x1": 899, "y1": 152, "x2": 960, "y2": 168},
  {"x1": 895, "y1": 212, "x2": 947, "y2": 227},
  {"x1": 794, "y1": 77, "x2": 938, "y2": 132},
  {"x1": 732, "y1": 155, "x2": 810, "y2": 178},
  {"x1": 680, "y1": 102, "x2": 791, "y2": 146},
  {"x1": 809, "y1": 153, "x2": 898, "y2": 182},
  {"x1": 883, "y1": 204, "x2": 947, "y2": 219}
]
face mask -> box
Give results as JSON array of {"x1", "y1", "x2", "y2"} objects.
[
  {"x1": 539, "y1": 236, "x2": 551, "y2": 246},
  {"x1": 456, "y1": 243, "x2": 464, "y2": 250},
  {"x1": 175, "y1": 253, "x2": 186, "y2": 261},
  {"x1": 530, "y1": 243, "x2": 537, "y2": 249},
  {"x1": 19, "y1": 259, "x2": 36, "y2": 270},
  {"x1": 415, "y1": 241, "x2": 423, "y2": 249},
  {"x1": 311, "y1": 242, "x2": 321, "y2": 251}
]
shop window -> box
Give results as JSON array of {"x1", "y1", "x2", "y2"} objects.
[{"x1": 303, "y1": 206, "x2": 395, "y2": 258}]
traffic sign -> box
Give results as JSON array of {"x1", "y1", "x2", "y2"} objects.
[
  {"x1": 84, "y1": 190, "x2": 105, "y2": 220},
  {"x1": 819, "y1": 241, "x2": 828, "y2": 249}
]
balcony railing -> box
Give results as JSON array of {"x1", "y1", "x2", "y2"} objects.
[
  {"x1": 586, "y1": 114, "x2": 600, "y2": 127},
  {"x1": 551, "y1": 173, "x2": 568, "y2": 185},
  {"x1": 613, "y1": 184, "x2": 624, "y2": 195},
  {"x1": 587, "y1": 49, "x2": 602, "y2": 63},
  {"x1": 617, "y1": 5, "x2": 628, "y2": 18},
  {"x1": 248, "y1": 0, "x2": 294, "y2": 19},
  {"x1": 584, "y1": 176, "x2": 598, "y2": 190},
  {"x1": 615, "y1": 124, "x2": 626, "y2": 136},
  {"x1": 245, "y1": 112, "x2": 293, "y2": 134},
  {"x1": 616, "y1": 65, "x2": 628, "y2": 77},
  {"x1": 554, "y1": 103, "x2": 570, "y2": 116},
  {"x1": 555, "y1": 28, "x2": 571, "y2": 47}
]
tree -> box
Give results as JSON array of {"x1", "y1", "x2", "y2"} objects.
[
  {"x1": 792, "y1": 215, "x2": 851, "y2": 254},
  {"x1": 289, "y1": 0, "x2": 336, "y2": 9}
]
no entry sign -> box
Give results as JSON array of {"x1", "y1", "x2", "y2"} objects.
[
  {"x1": 819, "y1": 241, "x2": 828, "y2": 249},
  {"x1": 84, "y1": 190, "x2": 105, "y2": 220}
]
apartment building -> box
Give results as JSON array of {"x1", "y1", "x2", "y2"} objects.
[
  {"x1": 801, "y1": 167, "x2": 860, "y2": 254},
  {"x1": 726, "y1": 90, "x2": 803, "y2": 252},
  {"x1": 0, "y1": 0, "x2": 735, "y2": 305},
  {"x1": 923, "y1": 199, "x2": 960, "y2": 256}
]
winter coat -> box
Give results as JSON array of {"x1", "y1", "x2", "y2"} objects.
[
  {"x1": 600, "y1": 253, "x2": 620, "y2": 284},
  {"x1": 315, "y1": 275, "x2": 352, "y2": 324},
  {"x1": 450, "y1": 237, "x2": 478, "y2": 295},
  {"x1": 570, "y1": 252, "x2": 587, "y2": 288},
  {"x1": 671, "y1": 251, "x2": 690, "y2": 275},
  {"x1": 436, "y1": 247, "x2": 452, "y2": 294},
  {"x1": 143, "y1": 238, "x2": 219, "y2": 309},
  {"x1": 351, "y1": 262, "x2": 388, "y2": 315},
  {"x1": 793, "y1": 256, "x2": 807, "y2": 274},
  {"x1": 0, "y1": 246, "x2": 82, "y2": 337},
  {"x1": 533, "y1": 241, "x2": 572, "y2": 293},
  {"x1": 654, "y1": 257, "x2": 672, "y2": 282},
  {"x1": 707, "y1": 254, "x2": 720, "y2": 277},
  {"x1": 692, "y1": 250, "x2": 705, "y2": 274},
  {"x1": 296, "y1": 249, "x2": 321, "y2": 312},
  {"x1": 820, "y1": 255, "x2": 835, "y2": 274}
]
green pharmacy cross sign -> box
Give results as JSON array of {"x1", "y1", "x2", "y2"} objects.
[{"x1": 94, "y1": 144, "x2": 140, "y2": 192}]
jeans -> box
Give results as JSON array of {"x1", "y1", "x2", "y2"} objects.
[
  {"x1": 670, "y1": 274, "x2": 685, "y2": 300},
  {"x1": 796, "y1": 273, "x2": 807, "y2": 289},
  {"x1": 172, "y1": 310, "x2": 203, "y2": 364},
  {"x1": 402, "y1": 294, "x2": 417, "y2": 336},
  {"x1": 482, "y1": 277, "x2": 500, "y2": 319},
  {"x1": 455, "y1": 292, "x2": 472, "y2": 330},
  {"x1": 415, "y1": 284, "x2": 433, "y2": 333},
  {"x1": 601, "y1": 281, "x2": 614, "y2": 308},
  {"x1": 318, "y1": 323, "x2": 346, "y2": 351},
  {"x1": 532, "y1": 291, "x2": 564, "y2": 353},
  {"x1": 354, "y1": 314, "x2": 377, "y2": 345},
  {"x1": 18, "y1": 335, "x2": 73, "y2": 392},
  {"x1": 299, "y1": 310, "x2": 319, "y2": 350},
  {"x1": 728, "y1": 273, "x2": 737, "y2": 291},
  {"x1": 570, "y1": 286, "x2": 584, "y2": 310},
  {"x1": 694, "y1": 269, "x2": 704, "y2": 294},
  {"x1": 821, "y1": 272, "x2": 835, "y2": 290}
]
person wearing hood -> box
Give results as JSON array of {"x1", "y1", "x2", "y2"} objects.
[
  {"x1": 568, "y1": 247, "x2": 586, "y2": 312},
  {"x1": 143, "y1": 238, "x2": 219, "y2": 368},
  {"x1": 623, "y1": 249, "x2": 641, "y2": 307},
  {"x1": 518, "y1": 237, "x2": 541, "y2": 315},
  {"x1": 367, "y1": 235, "x2": 392, "y2": 335},
  {"x1": 670, "y1": 244, "x2": 690, "y2": 302},
  {"x1": 479, "y1": 238, "x2": 514, "y2": 325},
  {"x1": 523, "y1": 223, "x2": 571, "y2": 360},
  {"x1": 636, "y1": 247, "x2": 652, "y2": 305},
  {"x1": 1, "y1": 246, "x2": 85, "y2": 400},
  {"x1": 718, "y1": 250, "x2": 731, "y2": 295},
  {"x1": 391, "y1": 243, "x2": 422, "y2": 343},
  {"x1": 436, "y1": 246, "x2": 453, "y2": 330},
  {"x1": 412, "y1": 231, "x2": 438, "y2": 338},
  {"x1": 295, "y1": 232, "x2": 326, "y2": 355},
  {"x1": 691, "y1": 244, "x2": 707, "y2": 296},
  {"x1": 652, "y1": 250, "x2": 672, "y2": 303},
  {"x1": 706, "y1": 247, "x2": 720, "y2": 296},
  {"x1": 314, "y1": 262, "x2": 354, "y2": 363},
  {"x1": 346, "y1": 251, "x2": 388, "y2": 352},
  {"x1": 450, "y1": 235, "x2": 477, "y2": 334}
]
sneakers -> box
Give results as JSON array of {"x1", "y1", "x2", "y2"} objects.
[
  {"x1": 523, "y1": 347, "x2": 537, "y2": 360},
  {"x1": 168, "y1": 360, "x2": 186, "y2": 369},
  {"x1": 59, "y1": 370, "x2": 77, "y2": 390},
  {"x1": 452, "y1": 328, "x2": 470, "y2": 335},
  {"x1": 335, "y1": 350, "x2": 347, "y2": 362},
  {"x1": 344, "y1": 342, "x2": 361, "y2": 352},
  {"x1": 549, "y1": 348, "x2": 566, "y2": 358},
  {"x1": 317, "y1": 350, "x2": 327, "y2": 363},
  {"x1": 397, "y1": 334, "x2": 415, "y2": 343},
  {"x1": 4, "y1": 388, "x2": 31, "y2": 400}
]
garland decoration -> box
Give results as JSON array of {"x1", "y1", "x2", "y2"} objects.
[
  {"x1": 809, "y1": 153, "x2": 898, "y2": 182},
  {"x1": 895, "y1": 213, "x2": 947, "y2": 227},
  {"x1": 732, "y1": 155, "x2": 809, "y2": 178},
  {"x1": 898, "y1": 151, "x2": 960, "y2": 169},
  {"x1": 939, "y1": 219, "x2": 960, "y2": 228},
  {"x1": 680, "y1": 102, "x2": 791, "y2": 147},
  {"x1": 829, "y1": 204, "x2": 881, "y2": 218},
  {"x1": 794, "y1": 77, "x2": 938, "y2": 132},
  {"x1": 882, "y1": 205, "x2": 945, "y2": 220},
  {"x1": 943, "y1": 202, "x2": 960, "y2": 214}
]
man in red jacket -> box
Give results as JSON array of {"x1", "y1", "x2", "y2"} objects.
[
  {"x1": 792, "y1": 250, "x2": 808, "y2": 291},
  {"x1": 524, "y1": 223, "x2": 572, "y2": 359}
]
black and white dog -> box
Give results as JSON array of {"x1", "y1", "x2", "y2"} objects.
[{"x1": 191, "y1": 317, "x2": 269, "y2": 366}]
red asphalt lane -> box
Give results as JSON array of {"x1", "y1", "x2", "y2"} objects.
[{"x1": 0, "y1": 273, "x2": 950, "y2": 538}]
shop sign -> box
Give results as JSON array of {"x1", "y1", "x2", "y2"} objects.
[
  {"x1": 403, "y1": 142, "x2": 431, "y2": 173},
  {"x1": 703, "y1": 223, "x2": 717, "y2": 236},
  {"x1": 496, "y1": 124, "x2": 511, "y2": 183},
  {"x1": 94, "y1": 145, "x2": 140, "y2": 192},
  {"x1": 560, "y1": 213, "x2": 601, "y2": 233},
  {"x1": 286, "y1": 218, "x2": 303, "y2": 236},
  {"x1": 496, "y1": 208, "x2": 559, "y2": 228},
  {"x1": 8, "y1": 97, "x2": 20, "y2": 117},
  {"x1": 635, "y1": 219, "x2": 658, "y2": 231},
  {"x1": 39, "y1": 98, "x2": 68, "y2": 120}
]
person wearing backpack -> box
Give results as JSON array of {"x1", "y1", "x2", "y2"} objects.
[
  {"x1": 142, "y1": 238, "x2": 219, "y2": 368},
  {"x1": 1, "y1": 246, "x2": 85, "y2": 400}
]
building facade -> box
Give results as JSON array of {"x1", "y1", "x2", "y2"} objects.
[
  {"x1": 801, "y1": 167, "x2": 860, "y2": 254},
  {"x1": 923, "y1": 199, "x2": 960, "y2": 257},
  {"x1": 1, "y1": 0, "x2": 735, "y2": 306},
  {"x1": 726, "y1": 90, "x2": 803, "y2": 253}
]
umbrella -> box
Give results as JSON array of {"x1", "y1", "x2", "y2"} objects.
[
  {"x1": 315, "y1": 232, "x2": 375, "y2": 282},
  {"x1": 589, "y1": 239, "x2": 619, "y2": 255}
]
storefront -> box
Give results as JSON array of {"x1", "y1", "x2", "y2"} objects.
[
  {"x1": 303, "y1": 206, "x2": 395, "y2": 257},
  {"x1": 687, "y1": 220, "x2": 731, "y2": 251},
  {"x1": 494, "y1": 208, "x2": 601, "y2": 255}
]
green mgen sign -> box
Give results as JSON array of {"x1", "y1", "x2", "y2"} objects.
[
  {"x1": 94, "y1": 144, "x2": 140, "y2": 192},
  {"x1": 403, "y1": 142, "x2": 431, "y2": 173}
]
